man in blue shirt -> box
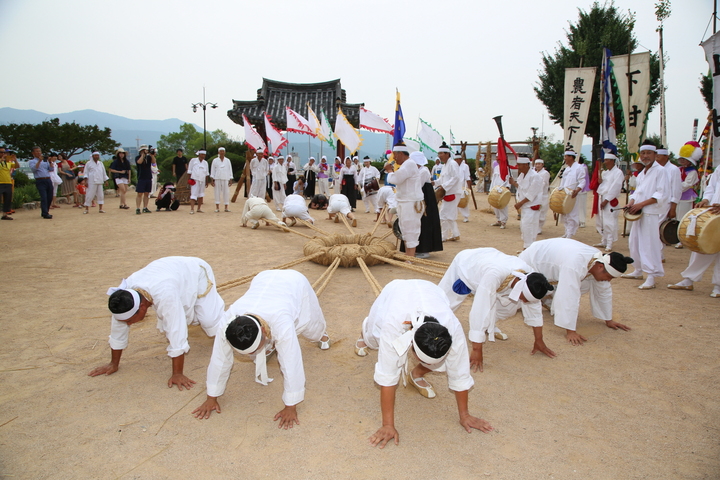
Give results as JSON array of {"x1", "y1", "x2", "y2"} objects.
[{"x1": 29, "y1": 146, "x2": 54, "y2": 219}]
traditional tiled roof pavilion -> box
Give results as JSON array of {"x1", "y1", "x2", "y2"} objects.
[{"x1": 227, "y1": 78, "x2": 364, "y2": 131}]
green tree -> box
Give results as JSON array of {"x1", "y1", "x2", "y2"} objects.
[
  {"x1": 700, "y1": 73, "x2": 712, "y2": 112},
  {"x1": 535, "y1": 2, "x2": 661, "y2": 157},
  {"x1": 537, "y1": 135, "x2": 566, "y2": 177},
  {"x1": 0, "y1": 118, "x2": 119, "y2": 159}
]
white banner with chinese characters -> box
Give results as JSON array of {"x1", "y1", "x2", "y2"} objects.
[
  {"x1": 611, "y1": 52, "x2": 651, "y2": 153},
  {"x1": 563, "y1": 67, "x2": 596, "y2": 154},
  {"x1": 702, "y1": 32, "x2": 720, "y2": 164}
]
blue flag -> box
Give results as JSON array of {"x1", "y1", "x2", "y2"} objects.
[{"x1": 393, "y1": 90, "x2": 405, "y2": 146}]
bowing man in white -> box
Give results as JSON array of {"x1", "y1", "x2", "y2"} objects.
[
  {"x1": 241, "y1": 197, "x2": 285, "y2": 229},
  {"x1": 384, "y1": 144, "x2": 423, "y2": 258},
  {"x1": 210, "y1": 147, "x2": 233, "y2": 213},
  {"x1": 282, "y1": 193, "x2": 315, "y2": 226},
  {"x1": 558, "y1": 150, "x2": 586, "y2": 238},
  {"x1": 193, "y1": 270, "x2": 330, "y2": 428},
  {"x1": 519, "y1": 238, "x2": 633, "y2": 345},
  {"x1": 354, "y1": 279, "x2": 493, "y2": 448},
  {"x1": 594, "y1": 153, "x2": 625, "y2": 252},
  {"x1": 623, "y1": 141, "x2": 668, "y2": 289},
  {"x1": 375, "y1": 185, "x2": 397, "y2": 225},
  {"x1": 88, "y1": 256, "x2": 225, "y2": 390},
  {"x1": 326, "y1": 193, "x2": 357, "y2": 226},
  {"x1": 534, "y1": 159, "x2": 551, "y2": 232},
  {"x1": 249, "y1": 151, "x2": 269, "y2": 199},
  {"x1": 438, "y1": 248, "x2": 555, "y2": 372},
  {"x1": 509, "y1": 155, "x2": 543, "y2": 250},
  {"x1": 489, "y1": 160, "x2": 511, "y2": 228},
  {"x1": 668, "y1": 170, "x2": 720, "y2": 297},
  {"x1": 188, "y1": 150, "x2": 209, "y2": 214},
  {"x1": 437, "y1": 142, "x2": 463, "y2": 240},
  {"x1": 272, "y1": 156, "x2": 288, "y2": 211}
]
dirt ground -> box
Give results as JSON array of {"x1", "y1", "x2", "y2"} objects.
[{"x1": 0, "y1": 188, "x2": 718, "y2": 480}]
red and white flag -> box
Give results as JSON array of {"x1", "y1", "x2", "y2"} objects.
[
  {"x1": 286, "y1": 107, "x2": 315, "y2": 136},
  {"x1": 264, "y1": 113, "x2": 288, "y2": 155},
  {"x1": 359, "y1": 107, "x2": 393, "y2": 134},
  {"x1": 242, "y1": 114, "x2": 266, "y2": 152}
]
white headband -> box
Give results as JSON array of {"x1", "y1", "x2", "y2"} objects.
[
  {"x1": 604, "y1": 153, "x2": 618, "y2": 161},
  {"x1": 639, "y1": 145, "x2": 657, "y2": 152},
  {"x1": 228, "y1": 314, "x2": 273, "y2": 386},
  {"x1": 392, "y1": 315, "x2": 449, "y2": 366},
  {"x1": 593, "y1": 252, "x2": 622, "y2": 278},
  {"x1": 218, "y1": 147, "x2": 226, "y2": 151},
  {"x1": 393, "y1": 145, "x2": 409, "y2": 152},
  {"x1": 92, "y1": 151, "x2": 100, "y2": 156},
  {"x1": 111, "y1": 289, "x2": 140, "y2": 321},
  {"x1": 437, "y1": 147, "x2": 451, "y2": 153},
  {"x1": 517, "y1": 157, "x2": 531, "y2": 164},
  {"x1": 230, "y1": 315, "x2": 263, "y2": 354},
  {"x1": 196, "y1": 150, "x2": 206, "y2": 155},
  {"x1": 656, "y1": 149, "x2": 668, "y2": 155},
  {"x1": 564, "y1": 151, "x2": 577, "y2": 156},
  {"x1": 534, "y1": 159, "x2": 544, "y2": 164},
  {"x1": 508, "y1": 272, "x2": 540, "y2": 303}
]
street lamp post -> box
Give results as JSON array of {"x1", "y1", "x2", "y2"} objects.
[{"x1": 191, "y1": 87, "x2": 218, "y2": 151}]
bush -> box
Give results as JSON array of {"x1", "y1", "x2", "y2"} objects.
[
  {"x1": 10, "y1": 184, "x2": 40, "y2": 209},
  {"x1": 12, "y1": 170, "x2": 31, "y2": 188}
]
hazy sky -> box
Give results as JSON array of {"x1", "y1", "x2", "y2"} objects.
[{"x1": 0, "y1": 0, "x2": 713, "y2": 155}]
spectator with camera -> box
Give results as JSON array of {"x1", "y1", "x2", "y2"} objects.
[
  {"x1": 109, "y1": 148, "x2": 132, "y2": 209},
  {"x1": 135, "y1": 144, "x2": 155, "y2": 215}
]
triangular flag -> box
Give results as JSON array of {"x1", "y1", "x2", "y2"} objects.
[
  {"x1": 403, "y1": 138, "x2": 422, "y2": 153},
  {"x1": 417, "y1": 118, "x2": 445, "y2": 153},
  {"x1": 359, "y1": 107, "x2": 393, "y2": 134},
  {"x1": 264, "y1": 113, "x2": 288, "y2": 156},
  {"x1": 286, "y1": 107, "x2": 315, "y2": 136},
  {"x1": 334, "y1": 108, "x2": 363, "y2": 154},
  {"x1": 307, "y1": 104, "x2": 323, "y2": 140},
  {"x1": 321, "y1": 110, "x2": 335, "y2": 148},
  {"x1": 242, "y1": 114, "x2": 266, "y2": 152}
]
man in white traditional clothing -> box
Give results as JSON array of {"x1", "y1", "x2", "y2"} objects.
[
  {"x1": 622, "y1": 140, "x2": 668, "y2": 290},
  {"x1": 558, "y1": 150, "x2": 586, "y2": 238},
  {"x1": 655, "y1": 146, "x2": 681, "y2": 221},
  {"x1": 519, "y1": 238, "x2": 633, "y2": 345},
  {"x1": 358, "y1": 156, "x2": 381, "y2": 213},
  {"x1": 282, "y1": 193, "x2": 315, "y2": 226},
  {"x1": 326, "y1": 193, "x2": 357, "y2": 226},
  {"x1": 249, "y1": 151, "x2": 269, "y2": 199},
  {"x1": 88, "y1": 256, "x2": 225, "y2": 390},
  {"x1": 384, "y1": 143, "x2": 424, "y2": 257},
  {"x1": 317, "y1": 156, "x2": 331, "y2": 195},
  {"x1": 188, "y1": 150, "x2": 209, "y2": 214},
  {"x1": 594, "y1": 153, "x2": 624, "y2": 252},
  {"x1": 241, "y1": 196, "x2": 285, "y2": 229},
  {"x1": 534, "y1": 159, "x2": 551, "y2": 233},
  {"x1": 456, "y1": 155, "x2": 472, "y2": 223},
  {"x1": 437, "y1": 142, "x2": 463, "y2": 240},
  {"x1": 489, "y1": 160, "x2": 511, "y2": 228},
  {"x1": 83, "y1": 151, "x2": 109, "y2": 214},
  {"x1": 272, "y1": 155, "x2": 288, "y2": 211},
  {"x1": 192, "y1": 270, "x2": 330, "y2": 428},
  {"x1": 438, "y1": 248, "x2": 556, "y2": 372},
  {"x1": 210, "y1": 147, "x2": 233, "y2": 213},
  {"x1": 668, "y1": 170, "x2": 720, "y2": 297},
  {"x1": 375, "y1": 185, "x2": 397, "y2": 225},
  {"x1": 354, "y1": 279, "x2": 493, "y2": 448},
  {"x1": 509, "y1": 155, "x2": 543, "y2": 250}
]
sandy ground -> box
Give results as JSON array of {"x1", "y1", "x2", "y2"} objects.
[{"x1": 0, "y1": 188, "x2": 718, "y2": 480}]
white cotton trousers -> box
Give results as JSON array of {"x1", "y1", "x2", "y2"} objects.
[
  {"x1": 676, "y1": 200, "x2": 694, "y2": 222},
  {"x1": 628, "y1": 213, "x2": 664, "y2": 277},
  {"x1": 214, "y1": 179, "x2": 230, "y2": 205},
  {"x1": 361, "y1": 191, "x2": 378, "y2": 213},
  {"x1": 577, "y1": 192, "x2": 588, "y2": 224},
  {"x1": 243, "y1": 203, "x2": 280, "y2": 227},
  {"x1": 538, "y1": 196, "x2": 549, "y2": 230},
  {"x1": 282, "y1": 204, "x2": 315, "y2": 223},
  {"x1": 151, "y1": 173, "x2": 158, "y2": 196},
  {"x1": 493, "y1": 205, "x2": 508, "y2": 223},
  {"x1": 563, "y1": 201, "x2": 581, "y2": 238},
  {"x1": 84, "y1": 183, "x2": 104, "y2": 206},
  {"x1": 520, "y1": 207, "x2": 540, "y2": 248},
  {"x1": 599, "y1": 203, "x2": 620, "y2": 249},
  {"x1": 440, "y1": 197, "x2": 461, "y2": 240},
  {"x1": 250, "y1": 176, "x2": 266, "y2": 198},
  {"x1": 190, "y1": 180, "x2": 206, "y2": 200},
  {"x1": 273, "y1": 187, "x2": 286, "y2": 210},
  {"x1": 681, "y1": 252, "x2": 720, "y2": 286},
  {"x1": 318, "y1": 177, "x2": 329, "y2": 196},
  {"x1": 396, "y1": 201, "x2": 422, "y2": 249},
  {"x1": 545, "y1": 277, "x2": 613, "y2": 331}
]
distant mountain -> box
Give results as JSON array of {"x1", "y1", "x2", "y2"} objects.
[{"x1": 0, "y1": 108, "x2": 201, "y2": 150}]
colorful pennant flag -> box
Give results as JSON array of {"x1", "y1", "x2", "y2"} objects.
[
  {"x1": 335, "y1": 108, "x2": 363, "y2": 154},
  {"x1": 321, "y1": 110, "x2": 335, "y2": 149},
  {"x1": 264, "y1": 113, "x2": 288, "y2": 155},
  {"x1": 359, "y1": 107, "x2": 393, "y2": 134},
  {"x1": 307, "y1": 104, "x2": 323, "y2": 140},
  {"x1": 286, "y1": 107, "x2": 315, "y2": 136},
  {"x1": 242, "y1": 114, "x2": 266, "y2": 152}
]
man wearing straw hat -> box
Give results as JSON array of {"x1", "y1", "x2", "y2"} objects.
[
  {"x1": 88, "y1": 256, "x2": 225, "y2": 390},
  {"x1": 192, "y1": 270, "x2": 330, "y2": 428},
  {"x1": 354, "y1": 279, "x2": 493, "y2": 448}
]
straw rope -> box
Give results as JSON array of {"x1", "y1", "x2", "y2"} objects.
[
  {"x1": 391, "y1": 253, "x2": 449, "y2": 269},
  {"x1": 297, "y1": 219, "x2": 331, "y2": 236},
  {"x1": 357, "y1": 257, "x2": 382, "y2": 297},
  {"x1": 338, "y1": 213, "x2": 355, "y2": 234},
  {"x1": 216, "y1": 251, "x2": 324, "y2": 292},
  {"x1": 303, "y1": 234, "x2": 396, "y2": 267},
  {"x1": 379, "y1": 229, "x2": 395, "y2": 241},
  {"x1": 370, "y1": 254, "x2": 445, "y2": 278},
  {"x1": 312, "y1": 257, "x2": 341, "y2": 290},
  {"x1": 367, "y1": 205, "x2": 388, "y2": 238},
  {"x1": 272, "y1": 221, "x2": 315, "y2": 239},
  {"x1": 314, "y1": 257, "x2": 342, "y2": 296}
]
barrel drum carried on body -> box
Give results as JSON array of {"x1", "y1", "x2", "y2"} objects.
[
  {"x1": 549, "y1": 188, "x2": 576, "y2": 215},
  {"x1": 488, "y1": 186, "x2": 511, "y2": 209},
  {"x1": 678, "y1": 208, "x2": 720, "y2": 254},
  {"x1": 457, "y1": 188, "x2": 471, "y2": 208}
]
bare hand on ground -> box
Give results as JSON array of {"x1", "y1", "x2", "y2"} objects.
[
  {"x1": 192, "y1": 397, "x2": 221, "y2": 419},
  {"x1": 369, "y1": 425, "x2": 399, "y2": 448},
  {"x1": 459, "y1": 414, "x2": 494, "y2": 433},
  {"x1": 566, "y1": 331, "x2": 588, "y2": 346},
  {"x1": 606, "y1": 320, "x2": 631, "y2": 331},
  {"x1": 274, "y1": 405, "x2": 299, "y2": 429},
  {"x1": 168, "y1": 373, "x2": 196, "y2": 390},
  {"x1": 531, "y1": 339, "x2": 557, "y2": 358},
  {"x1": 88, "y1": 363, "x2": 118, "y2": 377}
]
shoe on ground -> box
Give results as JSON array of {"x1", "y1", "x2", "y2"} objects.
[
  {"x1": 593, "y1": 243, "x2": 606, "y2": 248},
  {"x1": 352, "y1": 218, "x2": 357, "y2": 227},
  {"x1": 99, "y1": 210, "x2": 105, "y2": 213},
  {"x1": 674, "y1": 243, "x2": 684, "y2": 249},
  {"x1": 463, "y1": 218, "x2": 469, "y2": 223},
  {"x1": 710, "y1": 289, "x2": 720, "y2": 298},
  {"x1": 407, "y1": 373, "x2": 436, "y2": 399},
  {"x1": 1, "y1": 215, "x2": 13, "y2": 220},
  {"x1": 318, "y1": 334, "x2": 331, "y2": 350},
  {"x1": 142, "y1": 208, "x2": 152, "y2": 213},
  {"x1": 604, "y1": 248, "x2": 613, "y2": 253},
  {"x1": 42, "y1": 214, "x2": 53, "y2": 219},
  {"x1": 499, "y1": 224, "x2": 506, "y2": 229},
  {"x1": 224, "y1": 209, "x2": 231, "y2": 213},
  {"x1": 638, "y1": 283, "x2": 656, "y2": 290},
  {"x1": 214, "y1": 209, "x2": 220, "y2": 213},
  {"x1": 355, "y1": 338, "x2": 368, "y2": 357},
  {"x1": 415, "y1": 252, "x2": 430, "y2": 259},
  {"x1": 667, "y1": 283, "x2": 693, "y2": 291},
  {"x1": 580, "y1": 222, "x2": 586, "y2": 227},
  {"x1": 494, "y1": 331, "x2": 509, "y2": 341},
  {"x1": 189, "y1": 210, "x2": 195, "y2": 215},
  {"x1": 621, "y1": 273, "x2": 643, "y2": 279},
  {"x1": 490, "y1": 221, "x2": 501, "y2": 227},
  {"x1": 82, "y1": 210, "x2": 88, "y2": 214},
  {"x1": 136, "y1": 209, "x2": 141, "y2": 215}
]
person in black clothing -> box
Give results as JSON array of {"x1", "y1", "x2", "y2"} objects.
[
  {"x1": 172, "y1": 149, "x2": 188, "y2": 180},
  {"x1": 135, "y1": 145, "x2": 155, "y2": 214},
  {"x1": 109, "y1": 148, "x2": 132, "y2": 209},
  {"x1": 155, "y1": 182, "x2": 180, "y2": 211},
  {"x1": 285, "y1": 155, "x2": 297, "y2": 196}
]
